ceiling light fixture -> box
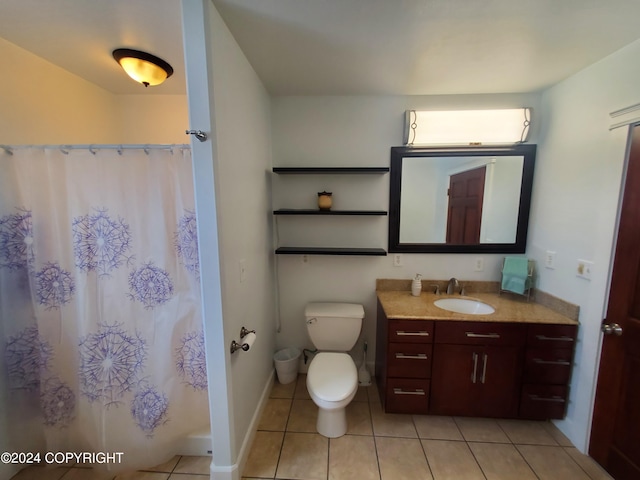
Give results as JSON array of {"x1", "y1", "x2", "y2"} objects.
[
  {"x1": 404, "y1": 108, "x2": 531, "y2": 146},
  {"x1": 112, "y1": 48, "x2": 174, "y2": 87}
]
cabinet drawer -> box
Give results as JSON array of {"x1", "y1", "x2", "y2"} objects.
[
  {"x1": 527, "y1": 324, "x2": 577, "y2": 348},
  {"x1": 435, "y1": 321, "x2": 526, "y2": 346},
  {"x1": 385, "y1": 378, "x2": 430, "y2": 414},
  {"x1": 389, "y1": 320, "x2": 434, "y2": 343},
  {"x1": 524, "y1": 348, "x2": 573, "y2": 384},
  {"x1": 520, "y1": 384, "x2": 568, "y2": 419},
  {"x1": 387, "y1": 343, "x2": 432, "y2": 378}
]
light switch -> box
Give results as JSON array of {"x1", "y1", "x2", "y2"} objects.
[{"x1": 545, "y1": 251, "x2": 556, "y2": 269}]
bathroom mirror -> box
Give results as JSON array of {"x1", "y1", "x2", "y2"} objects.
[{"x1": 388, "y1": 144, "x2": 536, "y2": 253}]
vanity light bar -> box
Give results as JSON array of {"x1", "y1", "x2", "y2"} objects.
[{"x1": 403, "y1": 108, "x2": 531, "y2": 146}]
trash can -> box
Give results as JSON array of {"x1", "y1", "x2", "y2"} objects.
[{"x1": 273, "y1": 347, "x2": 301, "y2": 384}]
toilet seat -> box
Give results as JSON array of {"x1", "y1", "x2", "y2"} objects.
[{"x1": 307, "y1": 352, "x2": 357, "y2": 402}]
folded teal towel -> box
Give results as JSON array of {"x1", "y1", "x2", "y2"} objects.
[{"x1": 501, "y1": 257, "x2": 531, "y2": 294}]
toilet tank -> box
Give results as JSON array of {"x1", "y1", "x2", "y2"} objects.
[{"x1": 305, "y1": 302, "x2": 364, "y2": 351}]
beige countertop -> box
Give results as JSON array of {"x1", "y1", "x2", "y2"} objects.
[{"x1": 377, "y1": 290, "x2": 579, "y2": 325}]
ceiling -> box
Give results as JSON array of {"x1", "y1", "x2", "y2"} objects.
[
  {"x1": 2, "y1": 0, "x2": 640, "y2": 96},
  {"x1": 0, "y1": 0, "x2": 185, "y2": 95}
]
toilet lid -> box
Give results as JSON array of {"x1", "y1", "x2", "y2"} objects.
[{"x1": 307, "y1": 352, "x2": 357, "y2": 402}]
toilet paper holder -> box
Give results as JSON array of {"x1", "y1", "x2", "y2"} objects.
[
  {"x1": 240, "y1": 326, "x2": 255, "y2": 338},
  {"x1": 230, "y1": 326, "x2": 256, "y2": 354}
]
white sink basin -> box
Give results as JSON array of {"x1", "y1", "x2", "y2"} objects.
[{"x1": 434, "y1": 298, "x2": 495, "y2": 315}]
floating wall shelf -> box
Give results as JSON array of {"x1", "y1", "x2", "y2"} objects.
[
  {"x1": 274, "y1": 209, "x2": 387, "y2": 216},
  {"x1": 273, "y1": 167, "x2": 390, "y2": 174},
  {"x1": 275, "y1": 247, "x2": 387, "y2": 256},
  {"x1": 273, "y1": 166, "x2": 389, "y2": 256}
]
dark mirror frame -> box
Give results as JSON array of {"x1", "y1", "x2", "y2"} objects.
[{"x1": 388, "y1": 144, "x2": 536, "y2": 253}]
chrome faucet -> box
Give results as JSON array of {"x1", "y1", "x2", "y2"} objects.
[{"x1": 446, "y1": 277, "x2": 460, "y2": 295}]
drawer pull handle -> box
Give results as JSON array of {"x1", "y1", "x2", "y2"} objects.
[
  {"x1": 533, "y1": 358, "x2": 571, "y2": 366},
  {"x1": 395, "y1": 353, "x2": 428, "y2": 360},
  {"x1": 535, "y1": 335, "x2": 574, "y2": 342},
  {"x1": 528, "y1": 394, "x2": 566, "y2": 403},
  {"x1": 480, "y1": 353, "x2": 488, "y2": 384},
  {"x1": 393, "y1": 388, "x2": 426, "y2": 396},
  {"x1": 471, "y1": 352, "x2": 478, "y2": 383},
  {"x1": 466, "y1": 332, "x2": 500, "y2": 339},
  {"x1": 396, "y1": 331, "x2": 430, "y2": 336}
]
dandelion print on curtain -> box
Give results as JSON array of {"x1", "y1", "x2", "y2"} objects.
[{"x1": 0, "y1": 146, "x2": 208, "y2": 474}]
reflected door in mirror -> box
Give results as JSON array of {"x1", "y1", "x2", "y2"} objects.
[{"x1": 447, "y1": 166, "x2": 486, "y2": 244}]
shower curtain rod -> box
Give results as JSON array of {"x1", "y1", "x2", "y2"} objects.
[{"x1": 1, "y1": 144, "x2": 190, "y2": 156}]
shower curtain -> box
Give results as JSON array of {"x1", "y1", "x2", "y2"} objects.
[{"x1": 0, "y1": 146, "x2": 208, "y2": 473}]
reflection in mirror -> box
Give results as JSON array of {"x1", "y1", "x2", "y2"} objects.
[
  {"x1": 400, "y1": 156, "x2": 523, "y2": 244},
  {"x1": 389, "y1": 145, "x2": 536, "y2": 254}
]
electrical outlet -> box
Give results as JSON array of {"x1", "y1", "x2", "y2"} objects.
[
  {"x1": 393, "y1": 254, "x2": 403, "y2": 267},
  {"x1": 545, "y1": 251, "x2": 556, "y2": 269},
  {"x1": 302, "y1": 255, "x2": 309, "y2": 264},
  {"x1": 474, "y1": 257, "x2": 484, "y2": 272},
  {"x1": 577, "y1": 259, "x2": 594, "y2": 280}
]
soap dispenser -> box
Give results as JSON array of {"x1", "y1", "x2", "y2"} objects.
[{"x1": 411, "y1": 274, "x2": 422, "y2": 297}]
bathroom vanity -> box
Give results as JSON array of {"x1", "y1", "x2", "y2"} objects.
[{"x1": 375, "y1": 283, "x2": 578, "y2": 420}]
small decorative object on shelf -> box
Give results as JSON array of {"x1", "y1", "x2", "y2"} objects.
[{"x1": 317, "y1": 191, "x2": 333, "y2": 210}]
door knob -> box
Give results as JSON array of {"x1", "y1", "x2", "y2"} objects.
[{"x1": 601, "y1": 322, "x2": 623, "y2": 336}]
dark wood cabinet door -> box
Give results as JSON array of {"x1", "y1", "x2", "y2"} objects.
[
  {"x1": 430, "y1": 344, "x2": 522, "y2": 417},
  {"x1": 479, "y1": 345, "x2": 522, "y2": 417},
  {"x1": 430, "y1": 344, "x2": 481, "y2": 416}
]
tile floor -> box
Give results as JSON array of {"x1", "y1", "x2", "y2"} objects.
[
  {"x1": 11, "y1": 374, "x2": 614, "y2": 480},
  {"x1": 10, "y1": 453, "x2": 211, "y2": 480},
  {"x1": 242, "y1": 374, "x2": 614, "y2": 480}
]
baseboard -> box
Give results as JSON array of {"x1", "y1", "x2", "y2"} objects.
[
  {"x1": 233, "y1": 369, "x2": 275, "y2": 478},
  {"x1": 180, "y1": 370, "x2": 275, "y2": 479},
  {"x1": 209, "y1": 462, "x2": 237, "y2": 480},
  {"x1": 209, "y1": 369, "x2": 275, "y2": 480}
]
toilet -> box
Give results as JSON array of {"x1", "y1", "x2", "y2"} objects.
[{"x1": 304, "y1": 302, "x2": 364, "y2": 438}]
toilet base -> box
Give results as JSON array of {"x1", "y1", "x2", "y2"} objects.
[{"x1": 316, "y1": 406, "x2": 347, "y2": 438}]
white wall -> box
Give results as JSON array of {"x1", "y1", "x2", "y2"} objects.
[
  {"x1": 481, "y1": 157, "x2": 523, "y2": 243},
  {"x1": 0, "y1": 37, "x2": 119, "y2": 144},
  {"x1": 210, "y1": 1, "x2": 275, "y2": 462},
  {"x1": 190, "y1": 0, "x2": 275, "y2": 475},
  {"x1": 0, "y1": 37, "x2": 188, "y2": 145},
  {"x1": 114, "y1": 94, "x2": 189, "y2": 144},
  {"x1": 527, "y1": 38, "x2": 640, "y2": 451},
  {"x1": 271, "y1": 93, "x2": 540, "y2": 369},
  {"x1": 400, "y1": 159, "x2": 440, "y2": 243}
]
